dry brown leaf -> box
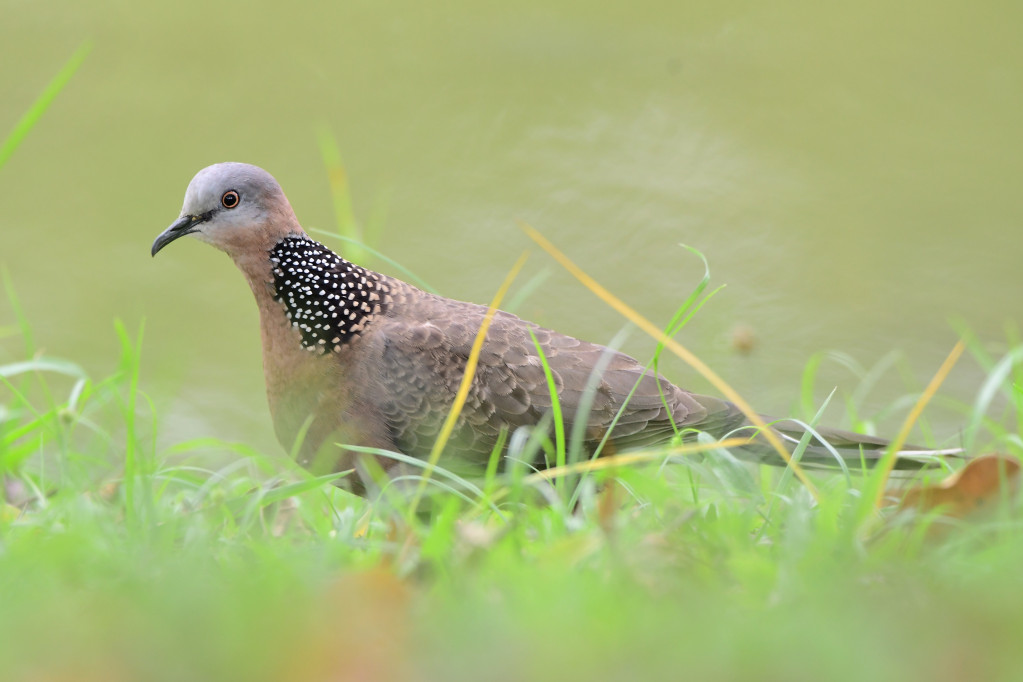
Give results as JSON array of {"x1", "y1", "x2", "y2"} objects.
[{"x1": 897, "y1": 454, "x2": 1021, "y2": 518}]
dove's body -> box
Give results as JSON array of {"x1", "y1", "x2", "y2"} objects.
[
  {"x1": 152, "y1": 163, "x2": 946, "y2": 488},
  {"x1": 245, "y1": 232, "x2": 743, "y2": 474}
]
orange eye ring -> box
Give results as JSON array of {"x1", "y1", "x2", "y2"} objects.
[{"x1": 221, "y1": 190, "x2": 240, "y2": 209}]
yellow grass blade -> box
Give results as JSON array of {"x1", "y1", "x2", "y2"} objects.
[
  {"x1": 408, "y1": 252, "x2": 530, "y2": 515},
  {"x1": 524, "y1": 437, "x2": 753, "y2": 484},
  {"x1": 519, "y1": 222, "x2": 820, "y2": 500},
  {"x1": 871, "y1": 338, "x2": 966, "y2": 510}
]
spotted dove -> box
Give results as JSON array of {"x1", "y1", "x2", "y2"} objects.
[{"x1": 152, "y1": 163, "x2": 950, "y2": 488}]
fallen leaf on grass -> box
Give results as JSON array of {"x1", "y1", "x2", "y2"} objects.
[{"x1": 897, "y1": 454, "x2": 1021, "y2": 518}]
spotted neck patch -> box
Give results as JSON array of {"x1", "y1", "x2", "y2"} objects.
[{"x1": 269, "y1": 236, "x2": 392, "y2": 354}]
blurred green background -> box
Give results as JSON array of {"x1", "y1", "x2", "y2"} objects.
[{"x1": 2, "y1": 0, "x2": 1020, "y2": 453}]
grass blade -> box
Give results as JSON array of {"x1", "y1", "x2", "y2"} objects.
[
  {"x1": 868, "y1": 338, "x2": 966, "y2": 511},
  {"x1": 0, "y1": 41, "x2": 91, "y2": 170},
  {"x1": 519, "y1": 221, "x2": 820, "y2": 500},
  {"x1": 408, "y1": 252, "x2": 529, "y2": 516}
]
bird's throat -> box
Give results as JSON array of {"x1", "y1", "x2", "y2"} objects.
[{"x1": 268, "y1": 237, "x2": 392, "y2": 354}]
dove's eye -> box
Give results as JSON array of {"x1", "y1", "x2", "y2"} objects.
[{"x1": 221, "y1": 190, "x2": 240, "y2": 209}]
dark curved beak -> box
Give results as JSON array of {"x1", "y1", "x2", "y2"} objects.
[{"x1": 151, "y1": 213, "x2": 210, "y2": 257}]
